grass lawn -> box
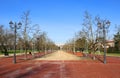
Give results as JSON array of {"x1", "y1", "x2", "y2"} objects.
[
  {"x1": 0, "y1": 50, "x2": 32, "y2": 55},
  {"x1": 107, "y1": 53, "x2": 120, "y2": 57},
  {"x1": 95, "y1": 51, "x2": 120, "y2": 57},
  {"x1": 0, "y1": 50, "x2": 44, "y2": 55},
  {"x1": 89, "y1": 51, "x2": 120, "y2": 57}
]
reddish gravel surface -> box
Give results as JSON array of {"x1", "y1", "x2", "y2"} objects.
[{"x1": 0, "y1": 51, "x2": 120, "y2": 78}]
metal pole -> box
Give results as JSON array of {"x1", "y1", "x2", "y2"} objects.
[
  {"x1": 32, "y1": 43, "x2": 35, "y2": 58},
  {"x1": 103, "y1": 27, "x2": 106, "y2": 64},
  {"x1": 73, "y1": 38, "x2": 75, "y2": 53},
  {"x1": 13, "y1": 23, "x2": 17, "y2": 64},
  {"x1": 45, "y1": 43, "x2": 47, "y2": 54},
  {"x1": 9, "y1": 21, "x2": 22, "y2": 64},
  {"x1": 97, "y1": 20, "x2": 110, "y2": 64}
]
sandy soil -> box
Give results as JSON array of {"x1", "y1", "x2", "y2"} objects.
[{"x1": 35, "y1": 50, "x2": 82, "y2": 60}]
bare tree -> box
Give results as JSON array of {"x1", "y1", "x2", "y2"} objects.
[
  {"x1": 20, "y1": 11, "x2": 42, "y2": 59},
  {"x1": 20, "y1": 11, "x2": 32, "y2": 59},
  {"x1": 82, "y1": 11, "x2": 94, "y2": 45}
]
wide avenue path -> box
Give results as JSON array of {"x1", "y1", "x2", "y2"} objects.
[{"x1": 0, "y1": 50, "x2": 120, "y2": 78}]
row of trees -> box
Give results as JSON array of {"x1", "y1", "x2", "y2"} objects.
[
  {"x1": 0, "y1": 11, "x2": 58, "y2": 57},
  {"x1": 63, "y1": 11, "x2": 96, "y2": 52},
  {"x1": 63, "y1": 11, "x2": 120, "y2": 53}
]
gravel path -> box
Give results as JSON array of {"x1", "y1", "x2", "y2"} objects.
[{"x1": 35, "y1": 50, "x2": 82, "y2": 60}]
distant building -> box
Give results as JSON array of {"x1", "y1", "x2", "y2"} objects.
[
  {"x1": 106, "y1": 40, "x2": 114, "y2": 48},
  {"x1": 94, "y1": 40, "x2": 115, "y2": 50}
]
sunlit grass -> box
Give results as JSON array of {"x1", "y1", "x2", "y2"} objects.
[
  {"x1": 106, "y1": 53, "x2": 120, "y2": 57},
  {"x1": 95, "y1": 51, "x2": 120, "y2": 57},
  {"x1": 0, "y1": 50, "x2": 32, "y2": 55}
]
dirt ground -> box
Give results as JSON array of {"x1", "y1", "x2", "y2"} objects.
[{"x1": 0, "y1": 51, "x2": 120, "y2": 78}]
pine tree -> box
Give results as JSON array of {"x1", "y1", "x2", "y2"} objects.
[{"x1": 114, "y1": 32, "x2": 120, "y2": 51}]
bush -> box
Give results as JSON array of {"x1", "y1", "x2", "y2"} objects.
[{"x1": 107, "y1": 47, "x2": 120, "y2": 53}]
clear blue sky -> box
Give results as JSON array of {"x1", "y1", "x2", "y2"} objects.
[{"x1": 0, "y1": 0, "x2": 120, "y2": 45}]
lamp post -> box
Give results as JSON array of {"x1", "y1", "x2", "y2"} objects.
[
  {"x1": 9, "y1": 21, "x2": 22, "y2": 64},
  {"x1": 73, "y1": 33, "x2": 77, "y2": 54},
  {"x1": 45, "y1": 41, "x2": 47, "y2": 54},
  {"x1": 73, "y1": 38, "x2": 75, "y2": 53},
  {"x1": 97, "y1": 20, "x2": 110, "y2": 64},
  {"x1": 37, "y1": 38, "x2": 40, "y2": 52},
  {"x1": 32, "y1": 42, "x2": 35, "y2": 58}
]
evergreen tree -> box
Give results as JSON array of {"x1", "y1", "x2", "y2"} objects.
[{"x1": 114, "y1": 32, "x2": 120, "y2": 51}]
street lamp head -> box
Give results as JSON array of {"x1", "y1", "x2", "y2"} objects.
[
  {"x1": 9, "y1": 21, "x2": 14, "y2": 28},
  {"x1": 37, "y1": 38, "x2": 39, "y2": 40},
  {"x1": 18, "y1": 22, "x2": 22, "y2": 28},
  {"x1": 18, "y1": 22, "x2": 22, "y2": 26},
  {"x1": 106, "y1": 20, "x2": 110, "y2": 26},
  {"x1": 97, "y1": 22, "x2": 102, "y2": 29}
]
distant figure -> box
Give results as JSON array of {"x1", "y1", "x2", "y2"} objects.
[
  {"x1": 81, "y1": 48, "x2": 84, "y2": 52},
  {"x1": 29, "y1": 52, "x2": 32, "y2": 55}
]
